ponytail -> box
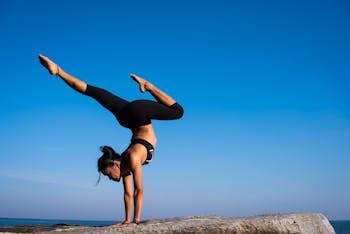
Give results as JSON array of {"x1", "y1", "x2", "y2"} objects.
[{"x1": 96, "y1": 146, "x2": 121, "y2": 185}]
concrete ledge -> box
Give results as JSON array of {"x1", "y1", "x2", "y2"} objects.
[{"x1": 0, "y1": 213, "x2": 335, "y2": 234}]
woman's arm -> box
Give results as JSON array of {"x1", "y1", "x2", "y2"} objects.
[
  {"x1": 122, "y1": 174, "x2": 133, "y2": 223},
  {"x1": 130, "y1": 156, "x2": 144, "y2": 224},
  {"x1": 109, "y1": 174, "x2": 134, "y2": 227}
]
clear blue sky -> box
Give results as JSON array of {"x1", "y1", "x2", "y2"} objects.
[{"x1": 1, "y1": 0, "x2": 349, "y2": 221}]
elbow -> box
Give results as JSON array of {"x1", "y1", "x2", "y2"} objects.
[
  {"x1": 124, "y1": 191, "x2": 132, "y2": 199},
  {"x1": 134, "y1": 188, "x2": 144, "y2": 197}
]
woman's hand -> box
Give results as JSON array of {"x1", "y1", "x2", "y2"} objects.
[
  {"x1": 121, "y1": 222, "x2": 138, "y2": 227},
  {"x1": 109, "y1": 221, "x2": 125, "y2": 227},
  {"x1": 109, "y1": 221, "x2": 138, "y2": 227}
]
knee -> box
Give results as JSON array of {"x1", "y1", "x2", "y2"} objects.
[{"x1": 173, "y1": 103, "x2": 184, "y2": 119}]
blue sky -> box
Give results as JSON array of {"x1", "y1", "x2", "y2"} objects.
[{"x1": 0, "y1": 0, "x2": 349, "y2": 221}]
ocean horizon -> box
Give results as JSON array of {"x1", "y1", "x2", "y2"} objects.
[{"x1": 0, "y1": 217, "x2": 350, "y2": 233}]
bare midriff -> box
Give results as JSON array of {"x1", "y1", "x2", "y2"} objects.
[{"x1": 132, "y1": 124, "x2": 157, "y2": 148}]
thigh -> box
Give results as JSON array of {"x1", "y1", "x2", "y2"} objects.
[
  {"x1": 131, "y1": 100, "x2": 182, "y2": 120},
  {"x1": 84, "y1": 85, "x2": 129, "y2": 116}
]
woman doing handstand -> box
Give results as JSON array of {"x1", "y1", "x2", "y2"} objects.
[{"x1": 38, "y1": 55, "x2": 184, "y2": 227}]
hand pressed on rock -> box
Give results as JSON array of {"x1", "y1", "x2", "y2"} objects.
[{"x1": 109, "y1": 221, "x2": 138, "y2": 227}]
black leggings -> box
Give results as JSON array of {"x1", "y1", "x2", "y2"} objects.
[{"x1": 84, "y1": 85, "x2": 184, "y2": 129}]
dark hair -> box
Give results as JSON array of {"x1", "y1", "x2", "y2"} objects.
[{"x1": 96, "y1": 146, "x2": 121, "y2": 185}]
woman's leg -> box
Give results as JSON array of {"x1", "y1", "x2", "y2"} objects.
[
  {"x1": 39, "y1": 54, "x2": 87, "y2": 93},
  {"x1": 130, "y1": 74, "x2": 183, "y2": 120},
  {"x1": 130, "y1": 74, "x2": 176, "y2": 106},
  {"x1": 39, "y1": 54, "x2": 128, "y2": 116}
]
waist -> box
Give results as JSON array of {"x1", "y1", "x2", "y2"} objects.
[{"x1": 132, "y1": 124, "x2": 157, "y2": 147}]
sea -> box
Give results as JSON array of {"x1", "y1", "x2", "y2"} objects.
[
  {"x1": 331, "y1": 221, "x2": 350, "y2": 234},
  {"x1": 0, "y1": 217, "x2": 116, "y2": 227},
  {"x1": 0, "y1": 218, "x2": 349, "y2": 233}
]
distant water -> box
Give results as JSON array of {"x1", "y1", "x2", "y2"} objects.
[
  {"x1": 330, "y1": 221, "x2": 350, "y2": 234},
  {"x1": 0, "y1": 217, "x2": 116, "y2": 227}
]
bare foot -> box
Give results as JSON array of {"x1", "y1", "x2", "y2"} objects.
[
  {"x1": 39, "y1": 54, "x2": 59, "y2": 75},
  {"x1": 130, "y1": 73, "x2": 150, "y2": 93}
]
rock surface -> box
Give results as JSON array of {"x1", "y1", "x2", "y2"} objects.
[{"x1": 0, "y1": 213, "x2": 335, "y2": 234}]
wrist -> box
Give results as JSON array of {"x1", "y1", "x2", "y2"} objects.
[{"x1": 133, "y1": 219, "x2": 140, "y2": 224}]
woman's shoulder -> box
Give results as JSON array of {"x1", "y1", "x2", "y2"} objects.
[{"x1": 125, "y1": 146, "x2": 148, "y2": 169}]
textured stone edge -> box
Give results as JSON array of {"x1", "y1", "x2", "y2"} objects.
[{"x1": 1, "y1": 213, "x2": 336, "y2": 234}]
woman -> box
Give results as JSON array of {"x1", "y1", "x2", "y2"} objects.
[{"x1": 38, "y1": 55, "x2": 184, "y2": 226}]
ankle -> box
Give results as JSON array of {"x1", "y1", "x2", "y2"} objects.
[
  {"x1": 144, "y1": 81, "x2": 153, "y2": 92},
  {"x1": 56, "y1": 65, "x2": 61, "y2": 76}
]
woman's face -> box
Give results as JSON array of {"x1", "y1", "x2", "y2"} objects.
[{"x1": 103, "y1": 162, "x2": 121, "y2": 182}]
